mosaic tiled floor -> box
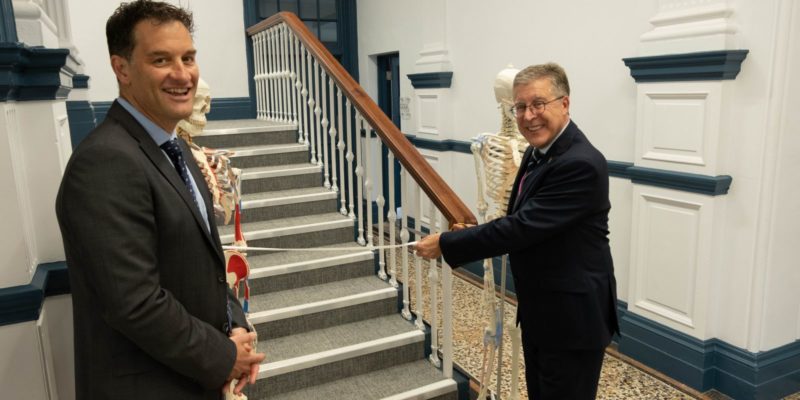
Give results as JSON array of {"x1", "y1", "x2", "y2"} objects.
[{"x1": 383, "y1": 244, "x2": 799, "y2": 399}]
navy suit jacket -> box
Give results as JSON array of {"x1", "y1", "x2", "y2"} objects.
[
  {"x1": 56, "y1": 101, "x2": 248, "y2": 399},
  {"x1": 440, "y1": 120, "x2": 619, "y2": 350}
]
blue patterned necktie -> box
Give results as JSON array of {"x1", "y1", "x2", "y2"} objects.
[{"x1": 160, "y1": 138, "x2": 202, "y2": 214}]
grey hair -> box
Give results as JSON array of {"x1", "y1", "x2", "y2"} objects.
[{"x1": 513, "y1": 63, "x2": 570, "y2": 97}]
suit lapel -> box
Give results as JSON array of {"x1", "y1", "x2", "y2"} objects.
[
  {"x1": 107, "y1": 102, "x2": 225, "y2": 265},
  {"x1": 507, "y1": 147, "x2": 533, "y2": 215}
]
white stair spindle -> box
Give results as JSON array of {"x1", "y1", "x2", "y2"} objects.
[
  {"x1": 413, "y1": 181, "x2": 424, "y2": 331},
  {"x1": 292, "y1": 36, "x2": 303, "y2": 142},
  {"x1": 355, "y1": 114, "x2": 366, "y2": 245},
  {"x1": 336, "y1": 88, "x2": 346, "y2": 204},
  {"x1": 428, "y1": 201, "x2": 441, "y2": 368},
  {"x1": 307, "y1": 52, "x2": 317, "y2": 164},
  {"x1": 400, "y1": 168, "x2": 412, "y2": 320},
  {"x1": 328, "y1": 79, "x2": 338, "y2": 192},
  {"x1": 320, "y1": 71, "x2": 331, "y2": 188},
  {"x1": 267, "y1": 28, "x2": 275, "y2": 120},
  {"x1": 299, "y1": 46, "x2": 309, "y2": 146},
  {"x1": 273, "y1": 26, "x2": 281, "y2": 121},
  {"x1": 289, "y1": 33, "x2": 298, "y2": 128},
  {"x1": 281, "y1": 24, "x2": 289, "y2": 123},
  {"x1": 375, "y1": 136, "x2": 386, "y2": 280},
  {"x1": 440, "y1": 212, "x2": 453, "y2": 378},
  {"x1": 387, "y1": 151, "x2": 398, "y2": 288},
  {"x1": 345, "y1": 100, "x2": 355, "y2": 218},
  {"x1": 363, "y1": 121, "x2": 374, "y2": 247},
  {"x1": 313, "y1": 60, "x2": 323, "y2": 167},
  {"x1": 253, "y1": 32, "x2": 263, "y2": 120}
]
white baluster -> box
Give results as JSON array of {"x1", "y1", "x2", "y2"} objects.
[
  {"x1": 253, "y1": 32, "x2": 263, "y2": 120},
  {"x1": 345, "y1": 100, "x2": 355, "y2": 218},
  {"x1": 307, "y1": 52, "x2": 317, "y2": 164},
  {"x1": 354, "y1": 115, "x2": 366, "y2": 245},
  {"x1": 320, "y1": 71, "x2": 331, "y2": 188},
  {"x1": 400, "y1": 168, "x2": 412, "y2": 320},
  {"x1": 440, "y1": 212, "x2": 453, "y2": 378},
  {"x1": 387, "y1": 151, "x2": 398, "y2": 288},
  {"x1": 300, "y1": 46, "x2": 309, "y2": 147},
  {"x1": 313, "y1": 60, "x2": 323, "y2": 167},
  {"x1": 414, "y1": 181, "x2": 424, "y2": 331},
  {"x1": 273, "y1": 26, "x2": 281, "y2": 121},
  {"x1": 328, "y1": 79, "x2": 338, "y2": 192},
  {"x1": 375, "y1": 136, "x2": 386, "y2": 280},
  {"x1": 292, "y1": 36, "x2": 302, "y2": 140},
  {"x1": 289, "y1": 33, "x2": 298, "y2": 129},
  {"x1": 428, "y1": 201, "x2": 441, "y2": 368},
  {"x1": 281, "y1": 24, "x2": 289, "y2": 123},
  {"x1": 337, "y1": 89, "x2": 346, "y2": 208},
  {"x1": 267, "y1": 28, "x2": 275, "y2": 120},
  {"x1": 363, "y1": 121, "x2": 374, "y2": 247}
]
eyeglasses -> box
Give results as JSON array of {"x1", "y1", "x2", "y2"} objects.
[{"x1": 510, "y1": 96, "x2": 564, "y2": 117}]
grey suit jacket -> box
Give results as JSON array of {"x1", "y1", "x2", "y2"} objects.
[{"x1": 56, "y1": 101, "x2": 248, "y2": 399}]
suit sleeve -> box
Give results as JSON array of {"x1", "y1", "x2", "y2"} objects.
[
  {"x1": 440, "y1": 156, "x2": 605, "y2": 266},
  {"x1": 57, "y1": 143, "x2": 236, "y2": 388}
]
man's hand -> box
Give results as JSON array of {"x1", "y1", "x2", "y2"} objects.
[
  {"x1": 450, "y1": 223, "x2": 474, "y2": 231},
  {"x1": 414, "y1": 233, "x2": 442, "y2": 259},
  {"x1": 224, "y1": 328, "x2": 265, "y2": 395}
]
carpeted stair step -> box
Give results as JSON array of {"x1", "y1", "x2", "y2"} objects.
[
  {"x1": 246, "y1": 242, "x2": 375, "y2": 294},
  {"x1": 240, "y1": 187, "x2": 338, "y2": 223},
  {"x1": 195, "y1": 120, "x2": 298, "y2": 148},
  {"x1": 265, "y1": 360, "x2": 457, "y2": 400},
  {"x1": 245, "y1": 315, "x2": 426, "y2": 398},
  {"x1": 218, "y1": 212, "x2": 353, "y2": 249},
  {"x1": 246, "y1": 275, "x2": 397, "y2": 340},
  {"x1": 240, "y1": 163, "x2": 322, "y2": 193},
  {"x1": 225, "y1": 143, "x2": 309, "y2": 168}
]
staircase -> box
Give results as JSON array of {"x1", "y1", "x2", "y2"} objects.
[{"x1": 196, "y1": 119, "x2": 459, "y2": 400}]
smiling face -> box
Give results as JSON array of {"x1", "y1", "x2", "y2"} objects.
[
  {"x1": 513, "y1": 78, "x2": 570, "y2": 149},
  {"x1": 112, "y1": 19, "x2": 198, "y2": 133}
]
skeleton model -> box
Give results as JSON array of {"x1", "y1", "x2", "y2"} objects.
[
  {"x1": 471, "y1": 66, "x2": 527, "y2": 400},
  {"x1": 176, "y1": 79, "x2": 251, "y2": 400},
  {"x1": 177, "y1": 78, "x2": 241, "y2": 226}
]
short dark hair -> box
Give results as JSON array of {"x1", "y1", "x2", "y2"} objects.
[
  {"x1": 106, "y1": 0, "x2": 194, "y2": 59},
  {"x1": 513, "y1": 63, "x2": 571, "y2": 97}
]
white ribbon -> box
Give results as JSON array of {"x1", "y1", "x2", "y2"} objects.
[{"x1": 223, "y1": 241, "x2": 418, "y2": 252}]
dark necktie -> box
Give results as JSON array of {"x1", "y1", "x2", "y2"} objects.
[
  {"x1": 517, "y1": 149, "x2": 545, "y2": 193},
  {"x1": 160, "y1": 138, "x2": 202, "y2": 214}
]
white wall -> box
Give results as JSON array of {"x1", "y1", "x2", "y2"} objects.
[{"x1": 68, "y1": 0, "x2": 250, "y2": 102}]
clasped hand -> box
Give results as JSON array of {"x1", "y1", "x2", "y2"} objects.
[{"x1": 224, "y1": 328, "x2": 266, "y2": 395}]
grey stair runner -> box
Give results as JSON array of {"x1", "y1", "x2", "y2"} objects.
[{"x1": 193, "y1": 120, "x2": 457, "y2": 400}]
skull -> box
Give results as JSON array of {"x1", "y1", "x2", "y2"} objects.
[
  {"x1": 493, "y1": 65, "x2": 519, "y2": 120},
  {"x1": 177, "y1": 78, "x2": 211, "y2": 137}
]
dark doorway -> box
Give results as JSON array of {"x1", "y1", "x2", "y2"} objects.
[{"x1": 377, "y1": 53, "x2": 402, "y2": 215}]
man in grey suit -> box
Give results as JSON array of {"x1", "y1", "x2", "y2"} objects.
[
  {"x1": 56, "y1": 1, "x2": 265, "y2": 398},
  {"x1": 415, "y1": 63, "x2": 618, "y2": 399}
]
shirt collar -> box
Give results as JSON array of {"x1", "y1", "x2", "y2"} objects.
[
  {"x1": 117, "y1": 97, "x2": 176, "y2": 146},
  {"x1": 536, "y1": 118, "x2": 570, "y2": 156}
]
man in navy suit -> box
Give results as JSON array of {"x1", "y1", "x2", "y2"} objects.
[
  {"x1": 415, "y1": 63, "x2": 618, "y2": 399},
  {"x1": 56, "y1": 1, "x2": 264, "y2": 398}
]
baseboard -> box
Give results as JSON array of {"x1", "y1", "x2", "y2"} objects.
[{"x1": 207, "y1": 97, "x2": 254, "y2": 120}]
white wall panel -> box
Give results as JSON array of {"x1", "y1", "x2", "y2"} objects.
[
  {"x1": 629, "y1": 186, "x2": 716, "y2": 337},
  {"x1": 0, "y1": 322, "x2": 49, "y2": 400},
  {"x1": 637, "y1": 82, "x2": 722, "y2": 174},
  {"x1": 609, "y1": 177, "x2": 633, "y2": 303}
]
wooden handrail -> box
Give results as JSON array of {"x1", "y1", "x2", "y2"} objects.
[{"x1": 247, "y1": 12, "x2": 476, "y2": 226}]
